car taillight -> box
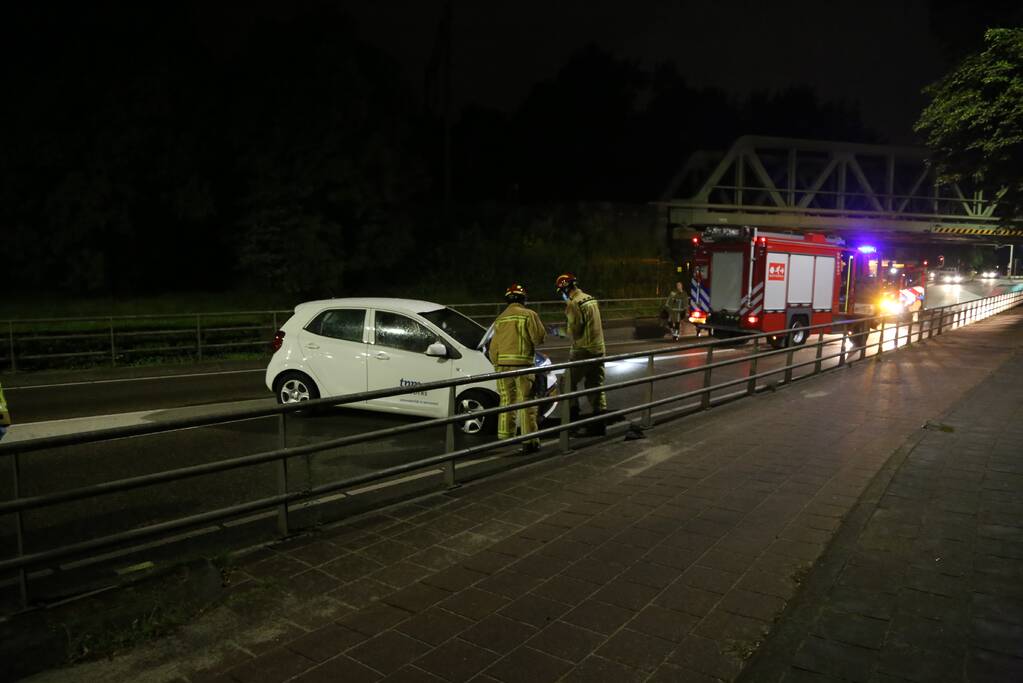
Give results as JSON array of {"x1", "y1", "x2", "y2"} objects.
[
  {"x1": 747, "y1": 315, "x2": 759, "y2": 325},
  {"x1": 271, "y1": 330, "x2": 285, "y2": 352}
]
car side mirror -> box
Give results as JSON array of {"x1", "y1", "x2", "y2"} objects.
[{"x1": 426, "y1": 341, "x2": 448, "y2": 357}]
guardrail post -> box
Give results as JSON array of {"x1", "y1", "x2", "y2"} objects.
[
  {"x1": 926, "y1": 309, "x2": 935, "y2": 339},
  {"x1": 276, "y1": 413, "x2": 290, "y2": 536},
  {"x1": 444, "y1": 386, "x2": 457, "y2": 487},
  {"x1": 109, "y1": 317, "x2": 116, "y2": 367},
  {"x1": 876, "y1": 318, "x2": 885, "y2": 358},
  {"x1": 701, "y1": 346, "x2": 713, "y2": 409},
  {"x1": 8, "y1": 321, "x2": 15, "y2": 372},
  {"x1": 784, "y1": 344, "x2": 795, "y2": 383},
  {"x1": 559, "y1": 371, "x2": 571, "y2": 453},
  {"x1": 813, "y1": 332, "x2": 824, "y2": 374},
  {"x1": 12, "y1": 452, "x2": 28, "y2": 607},
  {"x1": 643, "y1": 355, "x2": 654, "y2": 428},
  {"x1": 196, "y1": 314, "x2": 203, "y2": 362},
  {"x1": 747, "y1": 337, "x2": 759, "y2": 395}
]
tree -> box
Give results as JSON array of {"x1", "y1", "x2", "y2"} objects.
[{"x1": 915, "y1": 28, "x2": 1023, "y2": 219}]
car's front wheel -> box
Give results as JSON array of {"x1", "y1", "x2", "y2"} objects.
[
  {"x1": 538, "y1": 380, "x2": 560, "y2": 426},
  {"x1": 274, "y1": 371, "x2": 320, "y2": 405},
  {"x1": 456, "y1": 389, "x2": 497, "y2": 435}
]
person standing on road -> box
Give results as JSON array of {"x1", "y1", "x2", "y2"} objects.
[
  {"x1": 488, "y1": 284, "x2": 546, "y2": 454},
  {"x1": 555, "y1": 273, "x2": 608, "y2": 436},
  {"x1": 0, "y1": 381, "x2": 10, "y2": 441},
  {"x1": 663, "y1": 281, "x2": 689, "y2": 341}
]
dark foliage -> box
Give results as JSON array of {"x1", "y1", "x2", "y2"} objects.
[{"x1": 1, "y1": 5, "x2": 875, "y2": 300}]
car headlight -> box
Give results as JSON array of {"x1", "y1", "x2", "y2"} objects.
[
  {"x1": 879, "y1": 298, "x2": 904, "y2": 315},
  {"x1": 953, "y1": 275, "x2": 962, "y2": 283}
]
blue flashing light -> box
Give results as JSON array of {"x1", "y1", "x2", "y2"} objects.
[{"x1": 857, "y1": 245, "x2": 877, "y2": 254}]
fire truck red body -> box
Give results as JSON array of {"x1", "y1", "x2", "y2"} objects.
[{"x1": 689, "y1": 228, "x2": 844, "y2": 343}]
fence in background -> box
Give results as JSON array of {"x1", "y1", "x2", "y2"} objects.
[{"x1": 0, "y1": 298, "x2": 663, "y2": 372}]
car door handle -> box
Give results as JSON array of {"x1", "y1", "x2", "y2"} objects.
[
  {"x1": 375, "y1": 352, "x2": 390, "y2": 360},
  {"x1": 304, "y1": 343, "x2": 320, "y2": 350}
]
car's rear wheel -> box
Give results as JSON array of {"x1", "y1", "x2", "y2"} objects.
[
  {"x1": 456, "y1": 389, "x2": 497, "y2": 435},
  {"x1": 275, "y1": 371, "x2": 320, "y2": 405}
]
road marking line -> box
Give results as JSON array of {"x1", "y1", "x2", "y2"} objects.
[{"x1": 6, "y1": 368, "x2": 265, "y2": 391}]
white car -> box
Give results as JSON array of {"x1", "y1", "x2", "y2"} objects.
[{"x1": 266, "y1": 298, "x2": 558, "y2": 434}]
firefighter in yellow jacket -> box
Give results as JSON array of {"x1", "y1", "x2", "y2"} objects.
[
  {"x1": 0, "y1": 381, "x2": 10, "y2": 441},
  {"x1": 488, "y1": 284, "x2": 546, "y2": 454},
  {"x1": 556, "y1": 273, "x2": 608, "y2": 435}
]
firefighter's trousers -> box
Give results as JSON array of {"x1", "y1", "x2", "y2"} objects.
[
  {"x1": 568, "y1": 349, "x2": 607, "y2": 414},
  {"x1": 494, "y1": 367, "x2": 539, "y2": 445}
]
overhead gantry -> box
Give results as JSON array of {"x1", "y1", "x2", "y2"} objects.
[{"x1": 660, "y1": 136, "x2": 1023, "y2": 242}]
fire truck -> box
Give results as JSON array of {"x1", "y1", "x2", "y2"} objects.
[{"x1": 687, "y1": 227, "x2": 925, "y2": 347}]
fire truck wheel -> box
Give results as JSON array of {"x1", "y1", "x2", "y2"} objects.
[{"x1": 789, "y1": 316, "x2": 809, "y2": 346}]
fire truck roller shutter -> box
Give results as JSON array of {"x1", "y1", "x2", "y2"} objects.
[
  {"x1": 764, "y1": 253, "x2": 789, "y2": 311},
  {"x1": 788, "y1": 254, "x2": 814, "y2": 305},
  {"x1": 813, "y1": 256, "x2": 835, "y2": 310},
  {"x1": 710, "y1": 251, "x2": 743, "y2": 311}
]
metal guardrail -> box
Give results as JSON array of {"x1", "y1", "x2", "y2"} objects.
[
  {"x1": 0, "y1": 298, "x2": 663, "y2": 372},
  {"x1": 1, "y1": 291, "x2": 1020, "y2": 608}
]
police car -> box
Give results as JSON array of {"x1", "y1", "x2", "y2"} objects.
[{"x1": 266, "y1": 298, "x2": 558, "y2": 434}]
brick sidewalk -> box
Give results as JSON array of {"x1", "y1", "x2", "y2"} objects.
[
  {"x1": 740, "y1": 323, "x2": 1023, "y2": 681},
  {"x1": 25, "y1": 309, "x2": 1023, "y2": 683}
]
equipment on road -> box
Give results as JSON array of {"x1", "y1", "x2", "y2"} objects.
[{"x1": 688, "y1": 227, "x2": 927, "y2": 348}]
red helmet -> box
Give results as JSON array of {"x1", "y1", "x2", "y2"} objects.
[
  {"x1": 505, "y1": 283, "x2": 527, "y2": 301},
  {"x1": 555, "y1": 273, "x2": 576, "y2": 292}
]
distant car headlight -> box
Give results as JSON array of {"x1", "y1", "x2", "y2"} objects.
[{"x1": 953, "y1": 275, "x2": 963, "y2": 283}]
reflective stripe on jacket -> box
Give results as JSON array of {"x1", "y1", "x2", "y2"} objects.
[
  {"x1": 566, "y1": 288, "x2": 605, "y2": 354},
  {"x1": 488, "y1": 303, "x2": 546, "y2": 366}
]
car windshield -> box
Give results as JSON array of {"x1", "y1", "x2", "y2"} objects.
[{"x1": 420, "y1": 307, "x2": 486, "y2": 349}]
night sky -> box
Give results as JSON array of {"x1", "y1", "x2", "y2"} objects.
[{"x1": 347, "y1": 0, "x2": 946, "y2": 143}]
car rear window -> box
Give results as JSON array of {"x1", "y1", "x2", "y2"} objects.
[{"x1": 306, "y1": 309, "x2": 366, "y2": 342}]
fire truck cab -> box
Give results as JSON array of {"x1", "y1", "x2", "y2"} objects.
[{"x1": 688, "y1": 227, "x2": 926, "y2": 348}]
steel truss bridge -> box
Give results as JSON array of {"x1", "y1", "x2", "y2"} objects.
[{"x1": 661, "y1": 136, "x2": 1023, "y2": 242}]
